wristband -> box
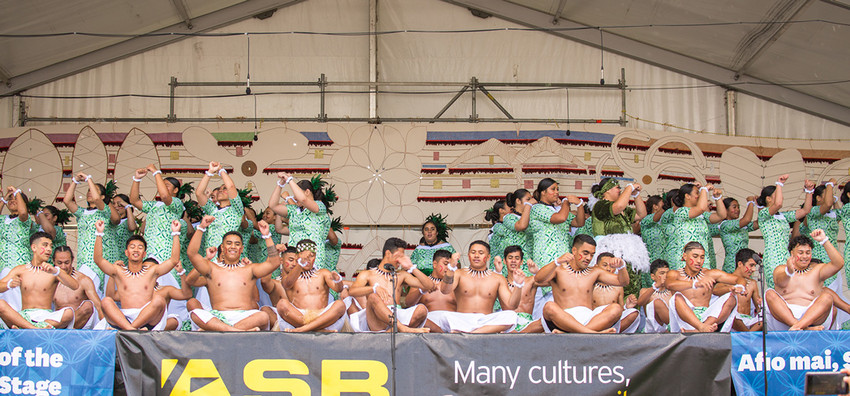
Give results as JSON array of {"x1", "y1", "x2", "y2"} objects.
[
  {"x1": 692, "y1": 280, "x2": 698, "y2": 289},
  {"x1": 261, "y1": 233, "x2": 271, "y2": 240},
  {"x1": 277, "y1": 181, "x2": 287, "y2": 188},
  {"x1": 52, "y1": 267, "x2": 60, "y2": 276},
  {"x1": 333, "y1": 273, "x2": 343, "y2": 283},
  {"x1": 196, "y1": 226, "x2": 207, "y2": 232},
  {"x1": 746, "y1": 201, "x2": 755, "y2": 207},
  {"x1": 6, "y1": 279, "x2": 14, "y2": 289},
  {"x1": 652, "y1": 282, "x2": 659, "y2": 291},
  {"x1": 826, "y1": 182, "x2": 835, "y2": 187},
  {"x1": 0, "y1": 197, "x2": 6, "y2": 204},
  {"x1": 72, "y1": 177, "x2": 83, "y2": 184},
  {"x1": 152, "y1": 170, "x2": 162, "y2": 177},
  {"x1": 372, "y1": 284, "x2": 379, "y2": 293},
  {"x1": 406, "y1": 266, "x2": 415, "y2": 274},
  {"x1": 804, "y1": 188, "x2": 814, "y2": 194},
  {"x1": 37, "y1": 210, "x2": 43, "y2": 216},
  {"x1": 13, "y1": 189, "x2": 21, "y2": 197},
  {"x1": 205, "y1": 171, "x2": 215, "y2": 177},
  {"x1": 523, "y1": 202, "x2": 533, "y2": 207},
  {"x1": 512, "y1": 281, "x2": 525, "y2": 288},
  {"x1": 699, "y1": 187, "x2": 709, "y2": 193},
  {"x1": 175, "y1": 268, "x2": 186, "y2": 276},
  {"x1": 218, "y1": 168, "x2": 227, "y2": 176},
  {"x1": 286, "y1": 196, "x2": 297, "y2": 203},
  {"x1": 775, "y1": 181, "x2": 784, "y2": 187},
  {"x1": 714, "y1": 194, "x2": 722, "y2": 201},
  {"x1": 785, "y1": 266, "x2": 794, "y2": 277},
  {"x1": 818, "y1": 237, "x2": 828, "y2": 245},
  {"x1": 284, "y1": 176, "x2": 294, "y2": 185},
  {"x1": 448, "y1": 264, "x2": 458, "y2": 272},
  {"x1": 171, "y1": 231, "x2": 180, "y2": 236},
  {"x1": 561, "y1": 197, "x2": 569, "y2": 204},
  {"x1": 85, "y1": 175, "x2": 92, "y2": 181},
  {"x1": 733, "y1": 284, "x2": 745, "y2": 292},
  {"x1": 132, "y1": 176, "x2": 143, "y2": 182},
  {"x1": 631, "y1": 191, "x2": 640, "y2": 198},
  {"x1": 615, "y1": 262, "x2": 627, "y2": 272},
  {"x1": 578, "y1": 199, "x2": 586, "y2": 207},
  {"x1": 343, "y1": 284, "x2": 350, "y2": 290},
  {"x1": 298, "y1": 258, "x2": 308, "y2": 268},
  {"x1": 94, "y1": 231, "x2": 105, "y2": 237},
  {"x1": 125, "y1": 204, "x2": 134, "y2": 211}
]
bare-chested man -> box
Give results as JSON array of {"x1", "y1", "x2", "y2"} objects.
[
  {"x1": 430, "y1": 240, "x2": 523, "y2": 333},
  {"x1": 93, "y1": 220, "x2": 180, "y2": 330},
  {"x1": 260, "y1": 245, "x2": 296, "y2": 329},
  {"x1": 494, "y1": 246, "x2": 543, "y2": 333},
  {"x1": 536, "y1": 234, "x2": 627, "y2": 333},
  {"x1": 766, "y1": 229, "x2": 843, "y2": 331},
  {"x1": 406, "y1": 249, "x2": 457, "y2": 332},
  {"x1": 713, "y1": 248, "x2": 762, "y2": 331},
  {"x1": 666, "y1": 241, "x2": 747, "y2": 332},
  {"x1": 592, "y1": 252, "x2": 640, "y2": 333},
  {"x1": 636, "y1": 259, "x2": 672, "y2": 333},
  {"x1": 276, "y1": 239, "x2": 346, "y2": 332},
  {"x1": 348, "y1": 237, "x2": 434, "y2": 333},
  {"x1": 187, "y1": 215, "x2": 279, "y2": 331},
  {"x1": 0, "y1": 232, "x2": 78, "y2": 328},
  {"x1": 52, "y1": 246, "x2": 103, "y2": 329}
]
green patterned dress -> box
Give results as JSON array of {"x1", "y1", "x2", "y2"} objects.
[
  {"x1": 104, "y1": 218, "x2": 133, "y2": 264},
  {"x1": 73, "y1": 207, "x2": 111, "y2": 280},
  {"x1": 248, "y1": 229, "x2": 282, "y2": 264},
  {"x1": 0, "y1": 215, "x2": 34, "y2": 271},
  {"x1": 52, "y1": 226, "x2": 66, "y2": 248},
  {"x1": 573, "y1": 216, "x2": 594, "y2": 239},
  {"x1": 663, "y1": 207, "x2": 712, "y2": 270},
  {"x1": 706, "y1": 214, "x2": 721, "y2": 270},
  {"x1": 758, "y1": 208, "x2": 796, "y2": 289},
  {"x1": 142, "y1": 200, "x2": 185, "y2": 262},
  {"x1": 719, "y1": 220, "x2": 756, "y2": 273},
  {"x1": 807, "y1": 206, "x2": 840, "y2": 286},
  {"x1": 285, "y1": 202, "x2": 331, "y2": 267},
  {"x1": 499, "y1": 213, "x2": 534, "y2": 259},
  {"x1": 488, "y1": 223, "x2": 506, "y2": 269},
  {"x1": 411, "y1": 242, "x2": 455, "y2": 272},
  {"x1": 202, "y1": 198, "x2": 245, "y2": 251},
  {"x1": 836, "y1": 204, "x2": 850, "y2": 288},
  {"x1": 529, "y1": 204, "x2": 575, "y2": 266},
  {"x1": 321, "y1": 238, "x2": 342, "y2": 272},
  {"x1": 640, "y1": 214, "x2": 666, "y2": 287},
  {"x1": 178, "y1": 219, "x2": 192, "y2": 274}
]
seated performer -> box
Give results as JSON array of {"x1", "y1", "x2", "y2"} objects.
[
  {"x1": 666, "y1": 241, "x2": 747, "y2": 332},
  {"x1": 0, "y1": 233, "x2": 78, "y2": 329},
  {"x1": 430, "y1": 241, "x2": 524, "y2": 333},
  {"x1": 636, "y1": 259, "x2": 672, "y2": 333},
  {"x1": 535, "y1": 235, "x2": 627, "y2": 333},
  {"x1": 713, "y1": 248, "x2": 762, "y2": 331},
  {"x1": 152, "y1": 261, "x2": 193, "y2": 330},
  {"x1": 187, "y1": 216, "x2": 279, "y2": 331},
  {"x1": 52, "y1": 246, "x2": 103, "y2": 329},
  {"x1": 592, "y1": 252, "x2": 640, "y2": 333},
  {"x1": 494, "y1": 246, "x2": 543, "y2": 333},
  {"x1": 765, "y1": 229, "x2": 843, "y2": 330},
  {"x1": 276, "y1": 239, "x2": 346, "y2": 332},
  {"x1": 405, "y1": 249, "x2": 457, "y2": 333},
  {"x1": 348, "y1": 237, "x2": 434, "y2": 333},
  {"x1": 93, "y1": 220, "x2": 180, "y2": 330},
  {"x1": 259, "y1": 244, "x2": 295, "y2": 329}
]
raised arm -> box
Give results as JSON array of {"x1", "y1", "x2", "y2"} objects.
[
  {"x1": 274, "y1": 215, "x2": 288, "y2": 235},
  {"x1": 398, "y1": 255, "x2": 434, "y2": 291},
  {"x1": 708, "y1": 189, "x2": 727, "y2": 223},
  {"x1": 35, "y1": 211, "x2": 56, "y2": 238},
  {"x1": 268, "y1": 173, "x2": 290, "y2": 217},
  {"x1": 284, "y1": 173, "x2": 320, "y2": 213},
  {"x1": 594, "y1": 257, "x2": 630, "y2": 287},
  {"x1": 154, "y1": 220, "x2": 182, "y2": 276},
  {"x1": 549, "y1": 198, "x2": 573, "y2": 224},
  {"x1": 62, "y1": 174, "x2": 83, "y2": 213},
  {"x1": 220, "y1": 166, "x2": 238, "y2": 200},
  {"x1": 129, "y1": 168, "x2": 146, "y2": 210},
  {"x1": 633, "y1": 186, "x2": 647, "y2": 221},
  {"x1": 797, "y1": 179, "x2": 815, "y2": 220},
  {"x1": 739, "y1": 196, "x2": 757, "y2": 228},
  {"x1": 689, "y1": 184, "x2": 710, "y2": 219},
  {"x1": 819, "y1": 179, "x2": 837, "y2": 216},
  {"x1": 125, "y1": 205, "x2": 138, "y2": 232},
  {"x1": 514, "y1": 201, "x2": 532, "y2": 231},
  {"x1": 569, "y1": 196, "x2": 587, "y2": 227},
  {"x1": 534, "y1": 251, "x2": 571, "y2": 285},
  {"x1": 0, "y1": 268, "x2": 22, "y2": 293},
  {"x1": 768, "y1": 175, "x2": 788, "y2": 215},
  {"x1": 148, "y1": 164, "x2": 173, "y2": 205},
  {"x1": 251, "y1": 221, "x2": 282, "y2": 279},
  {"x1": 195, "y1": 162, "x2": 218, "y2": 206},
  {"x1": 5, "y1": 187, "x2": 28, "y2": 223},
  {"x1": 84, "y1": 173, "x2": 105, "y2": 210},
  {"x1": 440, "y1": 253, "x2": 461, "y2": 295},
  {"x1": 93, "y1": 220, "x2": 117, "y2": 277},
  {"x1": 497, "y1": 266, "x2": 525, "y2": 310},
  {"x1": 811, "y1": 229, "x2": 846, "y2": 281},
  {"x1": 612, "y1": 183, "x2": 637, "y2": 215},
  {"x1": 187, "y1": 215, "x2": 215, "y2": 276}
]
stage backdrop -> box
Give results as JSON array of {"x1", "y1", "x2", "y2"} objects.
[
  {"x1": 0, "y1": 122, "x2": 848, "y2": 274},
  {"x1": 116, "y1": 331, "x2": 731, "y2": 395}
]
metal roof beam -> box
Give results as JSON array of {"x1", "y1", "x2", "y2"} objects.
[
  {"x1": 0, "y1": 0, "x2": 305, "y2": 96},
  {"x1": 170, "y1": 0, "x2": 194, "y2": 29},
  {"x1": 442, "y1": 0, "x2": 850, "y2": 127}
]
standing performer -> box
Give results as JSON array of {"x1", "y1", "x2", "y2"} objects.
[
  {"x1": 0, "y1": 187, "x2": 33, "y2": 277},
  {"x1": 63, "y1": 172, "x2": 111, "y2": 293},
  {"x1": 34, "y1": 205, "x2": 68, "y2": 248},
  {"x1": 805, "y1": 179, "x2": 840, "y2": 287},
  {"x1": 757, "y1": 175, "x2": 813, "y2": 289},
  {"x1": 492, "y1": 189, "x2": 534, "y2": 274},
  {"x1": 410, "y1": 213, "x2": 456, "y2": 272},
  {"x1": 196, "y1": 162, "x2": 244, "y2": 253},
  {"x1": 269, "y1": 173, "x2": 332, "y2": 268},
  {"x1": 718, "y1": 196, "x2": 758, "y2": 273},
  {"x1": 105, "y1": 193, "x2": 138, "y2": 265},
  {"x1": 529, "y1": 178, "x2": 585, "y2": 268},
  {"x1": 663, "y1": 183, "x2": 725, "y2": 270},
  {"x1": 836, "y1": 183, "x2": 850, "y2": 289}
]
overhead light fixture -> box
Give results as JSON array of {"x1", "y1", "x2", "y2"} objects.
[
  {"x1": 468, "y1": 8, "x2": 491, "y2": 19},
  {"x1": 253, "y1": 9, "x2": 277, "y2": 20}
]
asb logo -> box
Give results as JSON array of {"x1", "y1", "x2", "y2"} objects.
[{"x1": 160, "y1": 358, "x2": 390, "y2": 395}]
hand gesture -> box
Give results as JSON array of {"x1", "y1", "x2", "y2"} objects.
[
  {"x1": 5, "y1": 186, "x2": 14, "y2": 197},
  {"x1": 566, "y1": 195, "x2": 581, "y2": 205},
  {"x1": 712, "y1": 189, "x2": 723, "y2": 199},
  {"x1": 746, "y1": 195, "x2": 757, "y2": 202},
  {"x1": 146, "y1": 164, "x2": 158, "y2": 173},
  {"x1": 631, "y1": 183, "x2": 642, "y2": 192},
  {"x1": 274, "y1": 244, "x2": 288, "y2": 252},
  {"x1": 75, "y1": 172, "x2": 88, "y2": 182},
  {"x1": 209, "y1": 162, "x2": 221, "y2": 173},
  {"x1": 692, "y1": 181, "x2": 702, "y2": 189},
  {"x1": 171, "y1": 220, "x2": 181, "y2": 233},
  {"x1": 257, "y1": 220, "x2": 270, "y2": 235},
  {"x1": 95, "y1": 220, "x2": 106, "y2": 233},
  {"x1": 493, "y1": 256, "x2": 503, "y2": 272},
  {"x1": 134, "y1": 168, "x2": 147, "y2": 179},
  {"x1": 828, "y1": 177, "x2": 838, "y2": 186},
  {"x1": 704, "y1": 184, "x2": 714, "y2": 192},
  {"x1": 374, "y1": 284, "x2": 392, "y2": 304},
  {"x1": 398, "y1": 255, "x2": 414, "y2": 272},
  {"x1": 625, "y1": 294, "x2": 638, "y2": 309},
  {"x1": 556, "y1": 251, "x2": 574, "y2": 266},
  {"x1": 810, "y1": 229, "x2": 827, "y2": 243},
  {"x1": 511, "y1": 267, "x2": 525, "y2": 284},
  {"x1": 450, "y1": 252, "x2": 460, "y2": 266},
  {"x1": 205, "y1": 247, "x2": 217, "y2": 260},
  {"x1": 200, "y1": 215, "x2": 215, "y2": 228},
  {"x1": 696, "y1": 276, "x2": 716, "y2": 290},
  {"x1": 240, "y1": 257, "x2": 252, "y2": 267},
  {"x1": 114, "y1": 260, "x2": 126, "y2": 269},
  {"x1": 778, "y1": 174, "x2": 789, "y2": 184},
  {"x1": 527, "y1": 259, "x2": 539, "y2": 274},
  {"x1": 804, "y1": 179, "x2": 815, "y2": 190},
  {"x1": 6, "y1": 276, "x2": 21, "y2": 289}
]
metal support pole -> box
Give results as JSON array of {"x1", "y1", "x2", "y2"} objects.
[
  {"x1": 368, "y1": 0, "x2": 378, "y2": 120},
  {"x1": 319, "y1": 74, "x2": 327, "y2": 122},
  {"x1": 168, "y1": 76, "x2": 177, "y2": 122},
  {"x1": 470, "y1": 77, "x2": 478, "y2": 122},
  {"x1": 432, "y1": 85, "x2": 469, "y2": 120},
  {"x1": 726, "y1": 89, "x2": 737, "y2": 136},
  {"x1": 18, "y1": 96, "x2": 26, "y2": 127},
  {"x1": 478, "y1": 85, "x2": 513, "y2": 119},
  {"x1": 620, "y1": 68, "x2": 627, "y2": 126}
]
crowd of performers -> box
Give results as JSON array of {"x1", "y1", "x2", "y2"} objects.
[{"x1": 0, "y1": 162, "x2": 848, "y2": 334}]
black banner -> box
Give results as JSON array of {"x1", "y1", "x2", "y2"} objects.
[{"x1": 116, "y1": 332, "x2": 731, "y2": 395}]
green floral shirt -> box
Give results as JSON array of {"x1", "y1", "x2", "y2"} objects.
[
  {"x1": 664, "y1": 207, "x2": 712, "y2": 270},
  {"x1": 488, "y1": 223, "x2": 506, "y2": 268},
  {"x1": 0, "y1": 215, "x2": 34, "y2": 271},
  {"x1": 758, "y1": 208, "x2": 796, "y2": 289},
  {"x1": 529, "y1": 204, "x2": 575, "y2": 265},
  {"x1": 104, "y1": 218, "x2": 133, "y2": 264},
  {"x1": 640, "y1": 215, "x2": 666, "y2": 262},
  {"x1": 836, "y1": 204, "x2": 850, "y2": 289},
  {"x1": 411, "y1": 242, "x2": 455, "y2": 272},
  {"x1": 498, "y1": 213, "x2": 533, "y2": 259},
  {"x1": 719, "y1": 220, "x2": 756, "y2": 273},
  {"x1": 142, "y1": 199, "x2": 184, "y2": 262},
  {"x1": 73, "y1": 207, "x2": 111, "y2": 277},
  {"x1": 285, "y1": 202, "x2": 330, "y2": 268},
  {"x1": 320, "y1": 238, "x2": 343, "y2": 272},
  {"x1": 808, "y1": 205, "x2": 841, "y2": 286},
  {"x1": 573, "y1": 216, "x2": 594, "y2": 239},
  {"x1": 705, "y1": 213, "x2": 720, "y2": 270},
  {"x1": 202, "y1": 198, "x2": 245, "y2": 251}
]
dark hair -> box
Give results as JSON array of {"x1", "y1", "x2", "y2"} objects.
[
  {"x1": 597, "y1": 252, "x2": 616, "y2": 261},
  {"x1": 505, "y1": 189, "x2": 530, "y2": 209},
  {"x1": 810, "y1": 185, "x2": 827, "y2": 206},
  {"x1": 788, "y1": 235, "x2": 814, "y2": 251},
  {"x1": 222, "y1": 231, "x2": 243, "y2": 243},
  {"x1": 533, "y1": 178, "x2": 558, "y2": 202},
  {"x1": 94, "y1": 183, "x2": 106, "y2": 198},
  {"x1": 125, "y1": 235, "x2": 147, "y2": 250},
  {"x1": 673, "y1": 184, "x2": 696, "y2": 207},
  {"x1": 296, "y1": 180, "x2": 326, "y2": 205},
  {"x1": 663, "y1": 189, "x2": 679, "y2": 210},
  {"x1": 469, "y1": 240, "x2": 490, "y2": 253},
  {"x1": 382, "y1": 237, "x2": 407, "y2": 256},
  {"x1": 650, "y1": 259, "x2": 669, "y2": 274},
  {"x1": 283, "y1": 246, "x2": 298, "y2": 255},
  {"x1": 143, "y1": 257, "x2": 159, "y2": 265},
  {"x1": 366, "y1": 258, "x2": 381, "y2": 270},
  {"x1": 757, "y1": 186, "x2": 776, "y2": 207},
  {"x1": 431, "y1": 249, "x2": 451, "y2": 262},
  {"x1": 841, "y1": 183, "x2": 850, "y2": 205},
  {"x1": 43, "y1": 205, "x2": 59, "y2": 217},
  {"x1": 721, "y1": 197, "x2": 737, "y2": 210},
  {"x1": 590, "y1": 178, "x2": 616, "y2": 198},
  {"x1": 503, "y1": 245, "x2": 523, "y2": 260},
  {"x1": 810, "y1": 258, "x2": 823, "y2": 264},
  {"x1": 114, "y1": 193, "x2": 130, "y2": 205},
  {"x1": 485, "y1": 200, "x2": 506, "y2": 224},
  {"x1": 735, "y1": 248, "x2": 758, "y2": 266},
  {"x1": 572, "y1": 234, "x2": 596, "y2": 248},
  {"x1": 29, "y1": 231, "x2": 52, "y2": 246},
  {"x1": 645, "y1": 195, "x2": 663, "y2": 211},
  {"x1": 683, "y1": 241, "x2": 704, "y2": 253},
  {"x1": 53, "y1": 245, "x2": 74, "y2": 260},
  {"x1": 164, "y1": 177, "x2": 181, "y2": 191}
]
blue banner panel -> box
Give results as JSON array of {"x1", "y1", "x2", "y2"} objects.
[
  {"x1": 0, "y1": 330, "x2": 115, "y2": 396},
  {"x1": 732, "y1": 331, "x2": 850, "y2": 396}
]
